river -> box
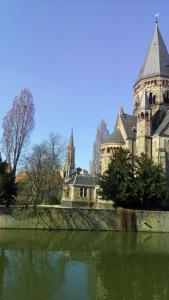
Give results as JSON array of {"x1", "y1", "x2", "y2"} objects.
[{"x1": 0, "y1": 230, "x2": 169, "y2": 300}]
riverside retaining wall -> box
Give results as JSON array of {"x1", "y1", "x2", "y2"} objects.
[{"x1": 0, "y1": 205, "x2": 169, "y2": 232}]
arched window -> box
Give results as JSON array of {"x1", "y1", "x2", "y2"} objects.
[
  {"x1": 132, "y1": 126, "x2": 136, "y2": 133},
  {"x1": 148, "y1": 92, "x2": 156, "y2": 104},
  {"x1": 101, "y1": 148, "x2": 105, "y2": 154},
  {"x1": 149, "y1": 92, "x2": 153, "y2": 104},
  {"x1": 163, "y1": 91, "x2": 169, "y2": 104},
  {"x1": 145, "y1": 112, "x2": 149, "y2": 119},
  {"x1": 141, "y1": 112, "x2": 144, "y2": 119}
]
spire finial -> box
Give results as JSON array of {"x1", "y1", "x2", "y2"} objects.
[
  {"x1": 119, "y1": 107, "x2": 124, "y2": 116},
  {"x1": 155, "y1": 13, "x2": 159, "y2": 24}
]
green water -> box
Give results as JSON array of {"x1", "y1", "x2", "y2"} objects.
[{"x1": 0, "y1": 230, "x2": 169, "y2": 300}]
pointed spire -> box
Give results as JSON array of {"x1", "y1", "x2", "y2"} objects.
[
  {"x1": 136, "y1": 22, "x2": 169, "y2": 83},
  {"x1": 69, "y1": 128, "x2": 74, "y2": 148},
  {"x1": 139, "y1": 89, "x2": 150, "y2": 110},
  {"x1": 63, "y1": 129, "x2": 75, "y2": 178}
]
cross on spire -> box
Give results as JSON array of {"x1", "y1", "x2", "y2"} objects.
[{"x1": 155, "y1": 13, "x2": 159, "y2": 24}]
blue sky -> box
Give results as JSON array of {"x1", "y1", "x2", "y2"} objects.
[{"x1": 0, "y1": 0, "x2": 169, "y2": 169}]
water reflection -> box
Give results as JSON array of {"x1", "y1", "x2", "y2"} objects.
[{"x1": 0, "y1": 230, "x2": 169, "y2": 299}]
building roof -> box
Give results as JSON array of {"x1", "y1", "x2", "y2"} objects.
[
  {"x1": 66, "y1": 175, "x2": 98, "y2": 187},
  {"x1": 139, "y1": 89, "x2": 150, "y2": 110},
  {"x1": 16, "y1": 172, "x2": 28, "y2": 182},
  {"x1": 106, "y1": 128, "x2": 125, "y2": 144},
  {"x1": 104, "y1": 113, "x2": 136, "y2": 144},
  {"x1": 152, "y1": 106, "x2": 166, "y2": 134},
  {"x1": 153, "y1": 111, "x2": 169, "y2": 136},
  {"x1": 136, "y1": 23, "x2": 169, "y2": 83},
  {"x1": 121, "y1": 114, "x2": 137, "y2": 139}
]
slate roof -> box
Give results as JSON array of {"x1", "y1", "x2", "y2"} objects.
[
  {"x1": 121, "y1": 114, "x2": 137, "y2": 139},
  {"x1": 66, "y1": 175, "x2": 99, "y2": 187},
  {"x1": 152, "y1": 106, "x2": 166, "y2": 134},
  {"x1": 106, "y1": 128, "x2": 125, "y2": 144},
  {"x1": 136, "y1": 24, "x2": 169, "y2": 83},
  {"x1": 154, "y1": 111, "x2": 169, "y2": 136},
  {"x1": 139, "y1": 89, "x2": 150, "y2": 110}
]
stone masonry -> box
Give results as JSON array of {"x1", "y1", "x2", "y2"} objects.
[{"x1": 100, "y1": 22, "x2": 169, "y2": 174}]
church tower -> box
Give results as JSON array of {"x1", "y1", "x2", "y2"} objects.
[
  {"x1": 136, "y1": 89, "x2": 152, "y2": 157},
  {"x1": 63, "y1": 129, "x2": 75, "y2": 178},
  {"x1": 100, "y1": 19, "x2": 169, "y2": 175},
  {"x1": 133, "y1": 20, "x2": 169, "y2": 118}
]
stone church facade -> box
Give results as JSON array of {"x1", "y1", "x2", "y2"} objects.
[{"x1": 100, "y1": 21, "x2": 169, "y2": 174}]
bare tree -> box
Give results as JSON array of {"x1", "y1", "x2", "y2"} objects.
[
  {"x1": 19, "y1": 133, "x2": 65, "y2": 206},
  {"x1": 2, "y1": 88, "x2": 35, "y2": 175},
  {"x1": 90, "y1": 119, "x2": 109, "y2": 174}
]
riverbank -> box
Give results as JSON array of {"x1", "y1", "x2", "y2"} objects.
[{"x1": 0, "y1": 205, "x2": 169, "y2": 232}]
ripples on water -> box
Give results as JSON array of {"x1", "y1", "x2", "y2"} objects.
[{"x1": 0, "y1": 230, "x2": 169, "y2": 300}]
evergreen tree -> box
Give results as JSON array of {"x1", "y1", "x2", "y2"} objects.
[
  {"x1": 99, "y1": 148, "x2": 169, "y2": 210},
  {"x1": 99, "y1": 148, "x2": 137, "y2": 208},
  {"x1": 0, "y1": 157, "x2": 16, "y2": 206},
  {"x1": 135, "y1": 154, "x2": 169, "y2": 209}
]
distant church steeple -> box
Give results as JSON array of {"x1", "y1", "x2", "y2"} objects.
[{"x1": 63, "y1": 129, "x2": 75, "y2": 178}]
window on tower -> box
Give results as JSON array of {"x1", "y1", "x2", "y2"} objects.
[
  {"x1": 149, "y1": 92, "x2": 153, "y2": 104},
  {"x1": 141, "y1": 112, "x2": 144, "y2": 119},
  {"x1": 163, "y1": 91, "x2": 169, "y2": 104},
  {"x1": 148, "y1": 92, "x2": 156, "y2": 104},
  {"x1": 145, "y1": 112, "x2": 149, "y2": 119}
]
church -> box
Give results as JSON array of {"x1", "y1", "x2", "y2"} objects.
[
  {"x1": 100, "y1": 20, "x2": 169, "y2": 175},
  {"x1": 61, "y1": 129, "x2": 100, "y2": 207}
]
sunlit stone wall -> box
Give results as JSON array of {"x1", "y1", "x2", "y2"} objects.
[{"x1": 0, "y1": 206, "x2": 169, "y2": 232}]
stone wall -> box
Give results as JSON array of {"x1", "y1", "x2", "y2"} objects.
[{"x1": 0, "y1": 205, "x2": 169, "y2": 232}]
